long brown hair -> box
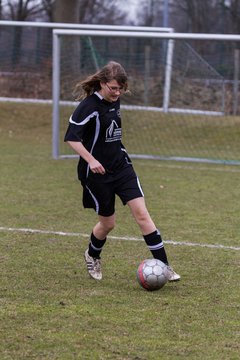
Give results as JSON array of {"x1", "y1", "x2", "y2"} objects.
[{"x1": 73, "y1": 61, "x2": 128, "y2": 100}]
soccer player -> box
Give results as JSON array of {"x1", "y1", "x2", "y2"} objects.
[{"x1": 64, "y1": 61, "x2": 180, "y2": 282}]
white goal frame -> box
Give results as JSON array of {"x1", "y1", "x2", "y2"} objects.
[
  {"x1": 52, "y1": 27, "x2": 175, "y2": 159},
  {"x1": 52, "y1": 29, "x2": 240, "y2": 160}
]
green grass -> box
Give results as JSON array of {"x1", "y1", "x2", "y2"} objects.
[{"x1": 0, "y1": 102, "x2": 240, "y2": 359}]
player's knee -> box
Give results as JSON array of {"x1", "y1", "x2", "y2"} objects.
[
  {"x1": 134, "y1": 208, "x2": 150, "y2": 226},
  {"x1": 104, "y1": 223, "x2": 115, "y2": 234},
  {"x1": 102, "y1": 219, "x2": 115, "y2": 233}
]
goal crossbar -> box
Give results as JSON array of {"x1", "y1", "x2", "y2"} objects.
[
  {"x1": 53, "y1": 28, "x2": 240, "y2": 41},
  {"x1": 0, "y1": 20, "x2": 174, "y2": 33}
]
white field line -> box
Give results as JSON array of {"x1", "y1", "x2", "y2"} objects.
[{"x1": 0, "y1": 226, "x2": 239, "y2": 251}]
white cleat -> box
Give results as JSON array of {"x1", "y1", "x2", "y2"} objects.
[
  {"x1": 84, "y1": 249, "x2": 102, "y2": 280},
  {"x1": 167, "y1": 266, "x2": 181, "y2": 282}
]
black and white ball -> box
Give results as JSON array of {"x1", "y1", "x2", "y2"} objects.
[{"x1": 137, "y1": 259, "x2": 169, "y2": 291}]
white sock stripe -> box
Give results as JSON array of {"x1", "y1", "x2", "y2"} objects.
[
  {"x1": 90, "y1": 241, "x2": 104, "y2": 251},
  {"x1": 148, "y1": 243, "x2": 164, "y2": 250}
]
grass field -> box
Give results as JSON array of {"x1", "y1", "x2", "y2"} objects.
[{"x1": 0, "y1": 102, "x2": 240, "y2": 360}]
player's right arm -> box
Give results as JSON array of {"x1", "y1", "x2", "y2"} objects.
[
  {"x1": 64, "y1": 98, "x2": 106, "y2": 175},
  {"x1": 66, "y1": 141, "x2": 105, "y2": 175}
]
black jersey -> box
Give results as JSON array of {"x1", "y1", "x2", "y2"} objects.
[{"x1": 64, "y1": 92, "x2": 132, "y2": 182}]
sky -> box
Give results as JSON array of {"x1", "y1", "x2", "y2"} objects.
[{"x1": 119, "y1": 0, "x2": 138, "y2": 21}]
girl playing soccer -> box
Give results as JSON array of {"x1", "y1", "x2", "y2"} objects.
[{"x1": 64, "y1": 61, "x2": 180, "y2": 282}]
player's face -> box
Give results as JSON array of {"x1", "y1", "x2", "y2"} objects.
[{"x1": 100, "y1": 80, "x2": 124, "y2": 102}]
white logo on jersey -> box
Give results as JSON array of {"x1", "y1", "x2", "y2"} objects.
[{"x1": 106, "y1": 120, "x2": 122, "y2": 142}]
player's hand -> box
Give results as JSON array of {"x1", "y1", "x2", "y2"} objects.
[{"x1": 89, "y1": 159, "x2": 106, "y2": 175}]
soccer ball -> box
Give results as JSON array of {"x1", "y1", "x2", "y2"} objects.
[{"x1": 137, "y1": 258, "x2": 169, "y2": 291}]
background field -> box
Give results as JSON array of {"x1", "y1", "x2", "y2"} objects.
[
  {"x1": 0, "y1": 102, "x2": 239, "y2": 360},
  {"x1": 59, "y1": 105, "x2": 240, "y2": 163}
]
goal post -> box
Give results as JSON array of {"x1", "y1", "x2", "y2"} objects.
[{"x1": 52, "y1": 29, "x2": 240, "y2": 164}]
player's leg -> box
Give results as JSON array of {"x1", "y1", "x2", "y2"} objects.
[
  {"x1": 84, "y1": 215, "x2": 115, "y2": 281},
  {"x1": 114, "y1": 171, "x2": 169, "y2": 263},
  {"x1": 89, "y1": 214, "x2": 116, "y2": 257},
  {"x1": 83, "y1": 181, "x2": 115, "y2": 280},
  {"x1": 127, "y1": 197, "x2": 180, "y2": 281},
  {"x1": 127, "y1": 197, "x2": 168, "y2": 263}
]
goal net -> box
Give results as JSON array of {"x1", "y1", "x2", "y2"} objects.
[
  {"x1": 53, "y1": 29, "x2": 240, "y2": 165},
  {"x1": 0, "y1": 22, "x2": 239, "y2": 165}
]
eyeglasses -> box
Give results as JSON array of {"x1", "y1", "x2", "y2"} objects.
[{"x1": 106, "y1": 83, "x2": 124, "y2": 93}]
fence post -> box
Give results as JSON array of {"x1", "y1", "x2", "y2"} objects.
[
  {"x1": 233, "y1": 48, "x2": 239, "y2": 115},
  {"x1": 52, "y1": 31, "x2": 60, "y2": 159},
  {"x1": 163, "y1": 39, "x2": 174, "y2": 112}
]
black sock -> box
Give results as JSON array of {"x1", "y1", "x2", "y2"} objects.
[
  {"x1": 143, "y1": 229, "x2": 169, "y2": 265},
  {"x1": 88, "y1": 232, "x2": 106, "y2": 259}
]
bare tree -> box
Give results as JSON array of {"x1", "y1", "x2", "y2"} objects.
[
  {"x1": 52, "y1": 0, "x2": 80, "y2": 23},
  {"x1": 3, "y1": 0, "x2": 49, "y2": 65},
  {"x1": 172, "y1": 0, "x2": 218, "y2": 33},
  {"x1": 225, "y1": 0, "x2": 240, "y2": 33},
  {"x1": 1, "y1": 0, "x2": 130, "y2": 23},
  {"x1": 52, "y1": 0, "x2": 81, "y2": 82},
  {"x1": 78, "y1": 0, "x2": 128, "y2": 25},
  {"x1": 4, "y1": 0, "x2": 46, "y2": 20},
  {"x1": 172, "y1": 0, "x2": 240, "y2": 34},
  {"x1": 0, "y1": 0, "x2": 57, "y2": 21},
  {"x1": 41, "y1": 0, "x2": 54, "y2": 21},
  {"x1": 134, "y1": 0, "x2": 166, "y2": 27},
  {"x1": 0, "y1": 0, "x2": 2, "y2": 19}
]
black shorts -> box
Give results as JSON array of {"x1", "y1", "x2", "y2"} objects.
[{"x1": 81, "y1": 167, "x2": 144, "y2": 217}]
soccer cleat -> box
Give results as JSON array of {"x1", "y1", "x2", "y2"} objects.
[
  {"x1": 166, "y1": 266, "x2": 181, "y2": 282},
  {"x1": 84, "y1": 249, "x2": 102, "y2": 280}
]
